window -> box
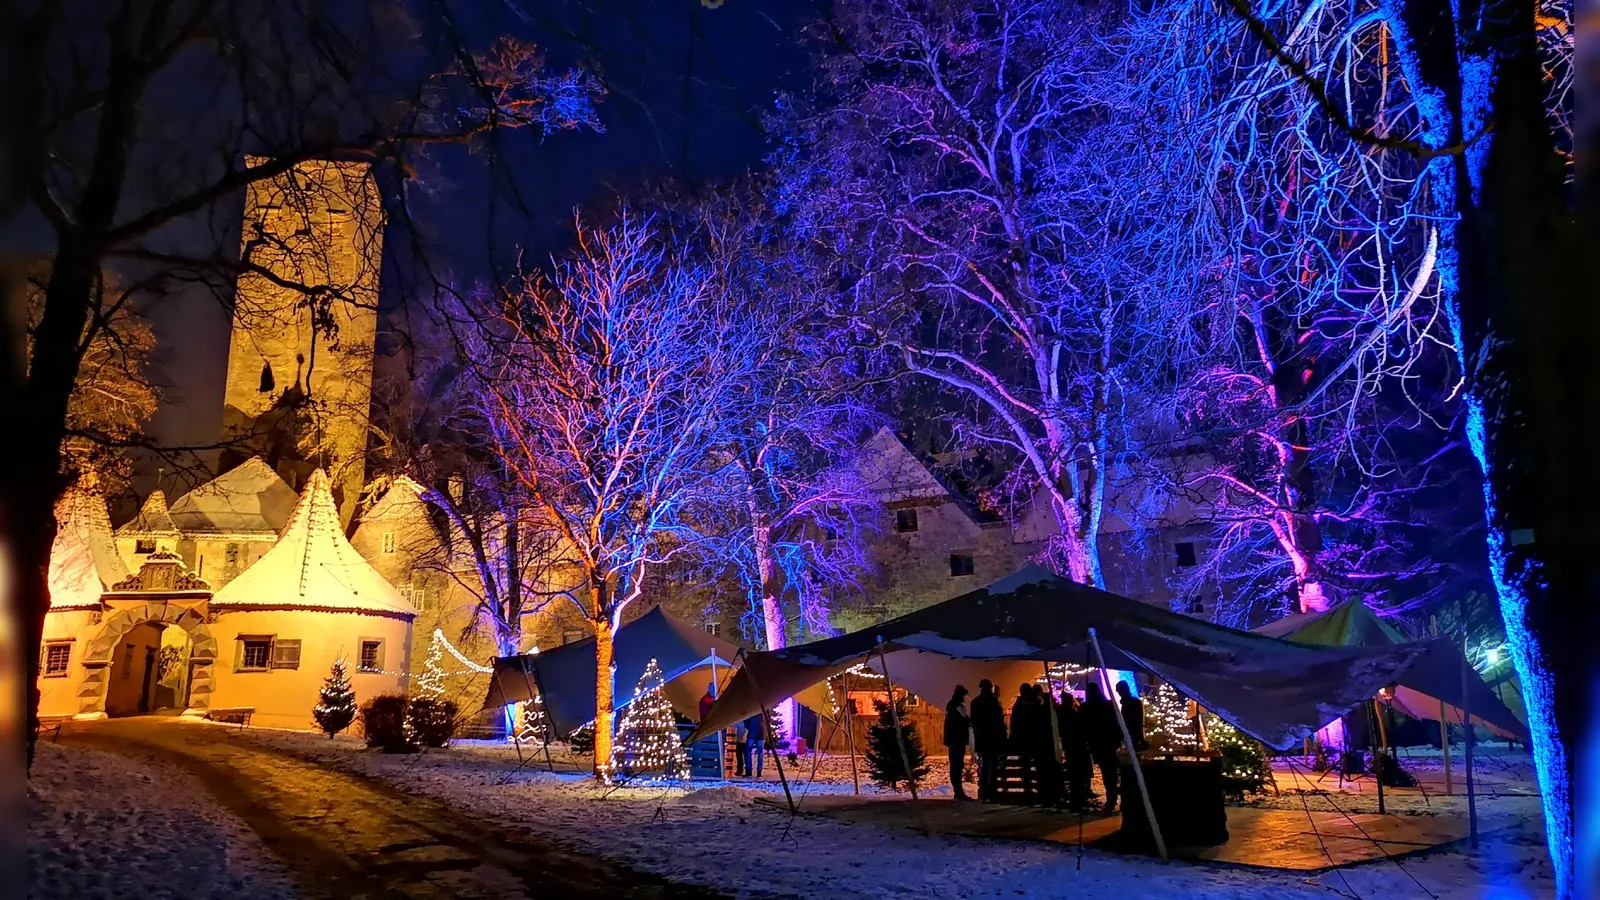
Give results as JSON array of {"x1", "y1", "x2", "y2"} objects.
[
  {"x1": 43, "y1": 642, "x2": 72, "y2": 677},
  {"x1": 239, "y1": 638, "x2": 272, "y2": 671},
  {"x1": 225, "y1": 543, "x2": 241, "y2": 567},
  {"x1": 381, "y1": 531, "x2": 396, "y2": 554},
  {"x1": 563, "y1": 630, "x2": 586, "y2": 645},
  {"x1": 1175, "y1": 541, "x2": 1198, "y2": 568},
  {"x1": 271, "y1": 639, "x2": 302, "y2": 670},
  {"x1": 949, "y1": 553, "x2": 975, "y2": 577},
  {"x1": 134, "y1": 539, "x2": 157, "y2": 555},
  {"x1": 359, "y1": 640, "x2": 384, "y2": 673},
  {"x1": 894, "y1": 508, "x2": 920, "y2": 533}
]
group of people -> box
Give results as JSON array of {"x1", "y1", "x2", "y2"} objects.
[{"x1": 944, "y1": 678, "x2": 1146, "y2": 813}]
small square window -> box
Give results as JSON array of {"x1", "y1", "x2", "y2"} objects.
[
  {"x1": 134, "y1": 539, "x2": 157, "y2": 554},
  {"x1": 240, "y1": 639, "x2": 272, "y2": 671},
  {"x1": 225, "y1": 543, "x2": 241, "y2": 566},
  {"x1": 271, "y1": 639, "x2": 302, "y2": 670},
  {"x1": 949, "y1": 553, "x2": 975, "y2": 577},
  {"x1": 381, "y1": 532, "x2": 396, "y2": 554},
  {"x1": 43, "y1": 642, "x2": 72, "y2": 677},
  {"x1": 1175, "y1": 541, "x2": 1198, "y2": 568},
  {"x1": 359, "y1": 640, "x2": 384, "y2": 673},
  {"x1": 894, "y1": 508, "x2": 919, "y2": 533}
]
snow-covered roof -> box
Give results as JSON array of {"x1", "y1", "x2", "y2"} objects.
[
  {"x1": 49, "y1": 490, "x2": 131, "y2": 608},
  {"x1": 213, "y1": 469, "x2": 415, "y2": 618},
  {"x1": 168, "y1": 458, "x2": 298, "y2": 536},
  {"x1": 358, "y1": 475, "x2": 428, "y2": 523},
  {"x1": 117, "y1": 489, "x2": 179, "y2": 536}
]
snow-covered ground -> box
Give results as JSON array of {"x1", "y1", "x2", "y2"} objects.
[
  {"x1": 240, "y1": 728, "x2": 1557, "y2": 899},
  {"x1": 27, "y1": 741, "x2": 300, "y2": 900}
]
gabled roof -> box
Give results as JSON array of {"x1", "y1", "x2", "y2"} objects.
[
  {"x1": 117, "y1": 489, "x2": 179, "y2": 536},
  {"x1": 213, "y1": 469, "x2": 415, "y2": 618},
  {"x1": 1253, "y1": 600, "x2": 1412, "y2": 646},
  {"x1": 356, "y1": 475, "x2": 428, "y2": 524},
  {"x1": 49, "y1": 490, "x2": 131, "y2": 608},
  {"x1": 168, "y1": 458, "x2": 298, "y2": 535}
]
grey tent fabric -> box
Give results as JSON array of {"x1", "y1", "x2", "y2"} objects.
[
  {"x1": 484, "y1": 606, "x2": 741, "y2": 738},
  {"x1": 1253, "y1": 600, "x2": 1527, "y2": 739},
  {"x1": 483, "y1": 605, "x2": 835, "y2": 738},
  {"x1": 691, "y1": 566, "x2": 1459, "y2": 751}
]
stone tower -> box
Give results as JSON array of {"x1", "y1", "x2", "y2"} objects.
[{"x1": 221, "y1": 158, "x2": 382, "y2": 526}]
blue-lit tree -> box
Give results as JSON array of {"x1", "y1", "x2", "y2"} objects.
[
  {"x1": 456, "y1": 210, "x2": 755, "y2": 775},
  {"x1": 673, "y1": 184, "x2": 882, "y2": 740},
  {"x1": 778, "y1": 0, "x2": 1174, "y2": 587}
]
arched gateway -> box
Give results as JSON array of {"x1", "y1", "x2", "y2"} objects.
[{"x1": 75, "y1": 552, "x2": 218, "y2": 719}]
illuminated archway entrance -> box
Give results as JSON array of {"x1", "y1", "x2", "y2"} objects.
[{"x1": 76, "y1": 553, "x2": 217, "y2": 719}]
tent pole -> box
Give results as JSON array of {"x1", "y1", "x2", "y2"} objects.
[
  {"x1": 1088, "y1": 628, "x2": 1167, "y2": 862},
  {"x1": 736, "y1": 649, "x2": 796, "y2": 813},
  {"x1": 518, "y1": 662, "x2": 555, "y2": 772},
  {"x1": 1440, "y1": 699, "x2": 1453, "y2": 795},
  {"x1": 1042, "y1": 662, "x2": 1064, "y2": 805},
  {"x1": 1369, "y1": 700, "x2": 1386, "y2": 815},
  {"x1": 842, "y1": 672, "x2": 861, "y2": 795},
  {"x1": 875, "y1": 637, "x2": 919, "y2": 801},
  {"x1": 1460, "y1": 641, "x2": 1479, "y2": 848}
]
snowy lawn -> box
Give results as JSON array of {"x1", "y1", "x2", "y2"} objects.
[
  {"x1": 239, "y1": 728, "x2": 1556, "y2": 899},
  {"x1": 27, "y1": 741, "x2": 300, "y2": 900}
]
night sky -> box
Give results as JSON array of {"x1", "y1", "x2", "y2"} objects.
[{"x1": 143, "y1": 0, "x2": 820, "y2": 489}]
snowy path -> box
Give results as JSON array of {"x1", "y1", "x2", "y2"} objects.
[
  {"x1": 41, "y1": 718, "x2": 719, "y2": 900},
  {"x1": 234, "y1": 730, "x2": 1557, "y2": 899}
]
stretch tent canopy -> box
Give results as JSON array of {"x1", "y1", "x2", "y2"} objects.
[
  {"x1": 1254, "y1": 599, "x2": 1526, "y2": 739},
  {"x1": 691, "y1": 566, "x2": 1486, "y2": 752},
  {"x1": 484, "y1": 605, "x2": 832, "y2": 738}
]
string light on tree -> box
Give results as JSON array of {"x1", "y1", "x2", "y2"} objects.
[
  {"x1": 1204, "y1": 713, "x2": 1271, "y2": 799},
  {"x1": 415, "y1": 637, "x2": 447, "y2": 702},
  {"x1": 1144, "y1": 682, "x2": 1196, "y2": 754},
  {"x1": 606, "y1": 658, "x2": 687, "y2": 781}
]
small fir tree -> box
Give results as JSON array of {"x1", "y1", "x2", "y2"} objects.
[
  {"x1": 1205, "y1": 713, "x2": 1273, "y2": 799},
  {"x1": 864, "y1": 696, "x2": 928, "y2": 792},
  {"x1": 608, "y1": 658, "x2": 687, "y2": 779},
  {"x1": 415, "y1": 636, "x2": 447, "y2": 702},
  {"x1": 313, "y1": 659, "x2": 357, "y2": 738},
  {"x1": 567, "y1": 721, "x2": 595, "y2": 755}
]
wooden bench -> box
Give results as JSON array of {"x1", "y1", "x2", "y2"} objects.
[{"x1": 206, "y1": 707, "x2": 255, "y2": 726}]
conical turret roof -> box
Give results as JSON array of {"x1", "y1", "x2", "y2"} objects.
[
  {"x1": 213, "y1": 470, "x2": 415, "y2": 617},
  {"x1": 49, "y1": 489, "x2": 131, "y2": 608},
  {"x1": 118, "y1": 489, "x2": 179, "y2": 536}
]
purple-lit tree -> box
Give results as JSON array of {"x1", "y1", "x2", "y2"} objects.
[
  {"x1": 458, "y1": 210, "x2": 753, "y2": 775},
  {"x1": 1108, "y1": 0, "x2": 1470, "y2": 623},
  {"x1": 780, "y1": 0, "x2": 1172, "y2": 587}
]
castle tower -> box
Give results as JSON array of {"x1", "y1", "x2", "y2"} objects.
[{"x1": 221, "y1": 158, "x2": 382, "y2": 526}]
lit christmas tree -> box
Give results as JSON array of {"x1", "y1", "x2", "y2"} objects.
[
  {"x1": 1204, "y1": 713, "x2": 1272, "y2": 799},
  {"x1": 1144, "y1": 682, "x2": 1199, "y2": 755},
  {"x1": 415, "y1": 635, "x2": 447, "y2": 702},
  {"x1": 607, "y1": 658, "x2": 687, "y2": 780},
  {"x1": 313, "y1": 659, "x2": 357, "y2": 738}
]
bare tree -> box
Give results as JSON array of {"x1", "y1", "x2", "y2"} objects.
[
  {"x1": 781, "y1": 0, "x2": 1170, "y2": 587},
  {"x1": 456, "y1": 210, "x2": 751, "y2": 774}
]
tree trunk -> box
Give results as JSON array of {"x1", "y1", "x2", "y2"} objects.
[
  {"x1": 1381, "y1": 0, "x2": 1581, "y2": 891},
  {"x1": 18, "y1": 238, "x2": 102, "y2": 765},
  {"x1": 591, "y1": 589, "x2": 616, "y2": 779}
]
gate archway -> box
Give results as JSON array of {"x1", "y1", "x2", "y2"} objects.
[{"x1": 78, "y1": 601, "x2": 217, "y2": 718}]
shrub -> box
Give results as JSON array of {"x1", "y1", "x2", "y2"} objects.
[
  {"x1": 360, "y1": 694, "x2": 414, "y2": 752},
  {"x1": 567, "y1": 722, "x2": 595, "y2": 754},
  {"x1": 407, "y1": 696, "x2": 459, "y2": 748}
]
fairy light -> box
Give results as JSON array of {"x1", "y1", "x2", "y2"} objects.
[{"x1": 605, "y1": 657, "x2": 687, "y2": 781}]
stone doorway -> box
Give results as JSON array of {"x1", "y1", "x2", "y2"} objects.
[{"x1": 78, "y1": 602, "x2": 217, "y2": 719}]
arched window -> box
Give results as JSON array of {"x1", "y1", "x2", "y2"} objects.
[{"x1": 259, "y1": 362, "x2": 275, "y2": 393}]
